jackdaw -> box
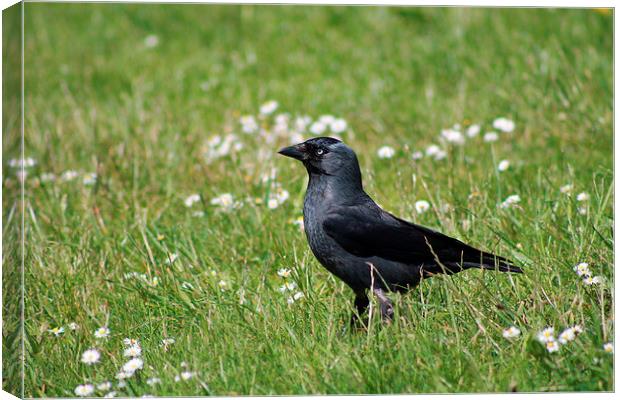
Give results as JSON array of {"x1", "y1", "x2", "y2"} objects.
[{"x1": 278, "y1": 137, "x2": 522, "y2": 324}]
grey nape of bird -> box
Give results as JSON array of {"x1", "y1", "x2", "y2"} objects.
[{"x1": 278, "y1": 137, "x2": 522, "y2": 325}]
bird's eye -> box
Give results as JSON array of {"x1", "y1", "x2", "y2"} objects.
[{"x1": 315, "y1": 148, "x2": 325, "y2": 156}]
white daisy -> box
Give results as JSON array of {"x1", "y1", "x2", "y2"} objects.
[
  {"x1": 545, "y1": 340, "x2": 560, "y2": 353},
  {"x1": 558, "y1": 328, "x2": 576, "y2": 344},
  {"x1": 83, "y1": 173, "x2": 97, "y2": 185},
  {"x1": 603, "y1": 342, "x2": 613, "y2": 354},
  {"x1": 483, "y1": 132, "x2": 499, "y2": 142},
  {"x1": 377, "y1": 146, "x2": 395, "y2": 159},
  {"x1": 309, "y1": 121, "x2": 327, "y2": 135},
  {"x1": 425, "y1": 144, "x2": 441, "y2": 156},
  {"x1": 123, "y1": 345, "x2": 142, "y2": 358},
  {"x1": 415, "y1": 200, "x2": 430, "y2": 214},
  {"x1": 240, "y1": 115, "x2": 258, "y2": 134},
  {"x1": 537, "y1": 327, "x2": 555, "y2": 343},
  {"x1": 61, "y1": 170, "x2": 79, "y2": 181},
  {"x1": 583, "y1": 275, "x2": 602, "y2": 286},
  {"x1": 560, "y1": 184, "x2": 573, "y2": 194},
  {"x1": 74, "y1": 384, "x2": 94, "y2": 397},
  {"x1": 287, "y1": 297, "x2": 295, "y2": 305},
  {"x1": 267, "y1": 198, "x2": 279, "y2": 209},
  {"x1": 500, "y1": 194, "x2": 521, "y2": 209},
  {"x1": 277, "y1": 268, "x2": 291, "y2": 278},
  {"x1": 184, "y1": 194, "x2": 201, "y2": 207},
  {"x1": 466, "y1": 124, "x2": 480, "y2": 137},
  {"x1": 175, "y1": 371, "x2": 195, "y2": 381},
  {"x1": 279, "y1": 281, "x2": 297, "y2": 292},
  {"x1": 293, "y1": 291, "x2": 305, "y2": 300},
  {"x1": 48, "y1": 326, "x2": 64, "y2": 336},
  {"x1": 161, "y1": 337, "x2": 175, "y2": 346},
  {"x1": 573, "y1": 262, "x2": 591, "y2": 277},
  {"x1": 96, "y1": 382, "x2": 112, "y2": 392},
  {"x1": 218, "y1": 280, "x2": 228, "y2": 290},
  {"x1": 104, "y1": 391, "x2": 117, "y2": 398},
  {"x1": 502, "y1": 326, "x2": 521, "y2": 339},
  {"x1": 210, "y1": 193, "x2": 237, "y2": 212},
  {"x1": 440, "y1": 129, "x2": 465, "y2": 145},
  {"x1": 94, "y1": 327, "x2": 110, "y2": 338},
  {"x1": 497, "y1": 160, "x2": 510, "y2": 172},
  {"x1": 576, "y1": 192, "x2": 589, "y2": 202},
  {"x1": 8, "y1": 157, "x2": 37, "y2": 168},
  {"x1": 165, "y1": 253, "x2": 179, "y2": 265},
  {"x1": 144, "y1": 34, "x2": 159, "y2": 48},
  {"x1": 259, "y1": 100, "x2": 278, "y2": 115},
  {"x1": 40, "y1": 173, "x2": 57, "y2": 182},
  {"x1": 81, "y1": 349, "x2": 101, "y2": 365},
  {"x1": 68, "y1": 322, "x2": 79, "y2": 330},
  {"x1": 411, "y1": 151, "x2": 423, "y2": 161},
  {"x1": 122, "y1": 358, "x2": 144, "y2": 374},
  {"x1": 330, "y1": 118, "x2": 347, "y2": 133},
  {"x1": 492, "y1": 117, "x2": 515, "y2": 133}
]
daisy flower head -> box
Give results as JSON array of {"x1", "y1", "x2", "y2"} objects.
[
  {"x1": 184, "y1": 194, "x2": 201, "y2": 207},
  {"x1": 545, "y1": 340, "x2": 560, "y2": 353},
  {"x1": 377, "y1": 146, "x2": 396, "y2": 159},
  {"x1": 572, "y1": 325, "x2": 583, "y2": 334},
  {"x1": 277, "y1": 268, "x2": 291, "y2": 278},
  {"x1": 425, "y1": 144, "x2": 441, "y2": 157},
  {"x1": 123, "y1": 338, "x2": 140, "y2": 347},
  {"x1": 122, "y1": 358, "x2": 144, "y2": 374},
  {"x1": 415, "y1": 200, "x2": 430, "y2": 214},
  {"x1": 48, "y1": 326, "x2": 65, "y2": 336},
  {"x1": 210, "y1": 193, "x2": 238, "y2": 212},
  {"x1": 603, "y1": 342, "x2": 614, "y2": 354},
  {"x1": 560, "y1": 184, "x2": 573, "y2": 194},
  {"x1": 240, "y1": 115, "x2": 258, "y2": 134},
  {"x1": 293, "y1": 291, "x2": 305, "y2": 301},
  {"x1": 330, "y1": 118, "x2": 348, "y2": 134},
  {"x1": 68, "y1": 322, "x2": 79, "y2": 330},
  {"x1": 558, "y1": 328, "x2": 576, "y2": 344},
  {"x1": 287, "y1": 297, "x2": 295, "y2": 305},
  {"x1": 292, "y1": 216, "x2": 305, "y2": 231},
  {"x1": 279, "y1": 281, "x2": 297, "y2": 292},
  {"x1": 75, "y1": 384, "x2": 95, "y2": 397},
  {"x1": 61, "y1": 170, "x2": 79, "y2": 181},
  {"x1": 583, "y1": 275, "x2": 602, "y2": 286},
  {"x1": 165, "y1": 252, "x2": 179, "y2": 265},
  {"x1": 492, "y1": 117, "x2": 515, "y2": 133},
  {"x1": 97, "y1": 382, "x2": 112, "y2": 392},
  {"x1": 500, "y1": 194, "x2": 521, "y2": 209},
  {"x1": 573, "y1": 262, "x2": 591, "y2": 277},
  {"x1": 309, "y1": 121, "x2": 327, "y2": 135},
  {"x1": 81, "y1": 348, "x2": 101, "y2": 365},
  {"x1": 411, "y1": 151, "x2": 423, "y2": 161},
  {"x1": 259, "y1": 100, "x2": 278, "y2": 115},
  {"x1": 144, "y1": 34, "x2": 159, "y2": 48},
  {"x1": 537, "y1": 327, "x2": 555, "y2": 343},
  {"x1": 502, "y1": 326, "x2": 521, "y2": 339},
  {"x1": 466, "y1": 124, "x2": 480, "y2": 137},
  {"x1": 40, "y1": 172, "x2": 57, "y2": 182},
  {"x1": 576, "y1": 192, "x2": 589, "y2": 202},
  {"x1": 218, "y1": 280, "x2": 228, "y2": 290},
  {"x1": 161, "y1": 337, "x2": 175, "y2": 346},
  {"x1": 83, "y1": 173, "x2": 97, "y2": 185},
  {"x1": 497, "y1": 160, "x2": 510, "y2": 172},
  {"x1": 104, "y1": 391, "x2": 117, "y2": 398},
  {"x1": 483, "y1": 132, "x2": 499, "y2": 143},
  {"x1": 175, "y1": 371, "x2": 195, "y2": 381},
  {"x1": 440, "y1": 129, "x2": 465, "y2": 145},
  {"x1": 94, "y1": 326, "x2": 110, "y2": 339},
  {"x1": 123, "y1": 345, "x2": 142, "y2": 358}
]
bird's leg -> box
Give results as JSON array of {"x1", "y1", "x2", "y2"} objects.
[
  {"x1": 372, "y1": 287, "x2": 394, "y2": 323},
  {"x1": 350, "y1": 291, "x2": 370, "y2": 327}
]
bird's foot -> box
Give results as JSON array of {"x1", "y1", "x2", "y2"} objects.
[{"x1": 372, "y1": 287, "x2": 394, "y2": 323}]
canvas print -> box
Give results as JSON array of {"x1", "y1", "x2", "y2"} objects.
[{"x1": 2, "y1": 3, "x2": 614, "y2": 397}]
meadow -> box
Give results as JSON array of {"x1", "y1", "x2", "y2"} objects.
[{"x1": 2, "y1": 4, "x2": 614, "y2": 397}]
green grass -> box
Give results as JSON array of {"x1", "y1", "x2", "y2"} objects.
[{"x1": 2, "y1": 4, "x2": 613, "y2": 396}]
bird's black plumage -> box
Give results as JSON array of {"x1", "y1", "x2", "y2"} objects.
[{"x1": 279, "y1": 137, "x2": 522, "y2": 324}]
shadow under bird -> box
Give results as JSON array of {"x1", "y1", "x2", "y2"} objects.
[{"x1": 278, "y1": 137, "x2": 522, "y2": 325}]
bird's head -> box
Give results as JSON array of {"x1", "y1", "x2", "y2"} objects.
[{"x1": 278, "y1": 137, "x2": 363, "y2": 186}]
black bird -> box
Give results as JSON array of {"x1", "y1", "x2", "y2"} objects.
[{"x1": 278, "y1": 137, "x2": 522, "y2": 324}]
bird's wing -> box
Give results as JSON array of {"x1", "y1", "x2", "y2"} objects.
[{"x1": 323, "y1": 205, "x2": 518, "y2": 272}]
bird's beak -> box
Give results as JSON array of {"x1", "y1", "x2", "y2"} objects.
[{"x1": 278, "y1": 144, "x2": 306, "y2": 161}]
